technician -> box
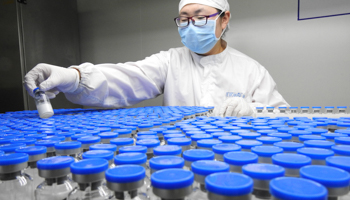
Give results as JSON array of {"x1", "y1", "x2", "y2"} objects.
[{"x1": 24, "y1": 0, "x2": 289, "y2": 117}]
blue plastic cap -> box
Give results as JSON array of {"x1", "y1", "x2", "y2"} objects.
[
  {"x1": 0, "y1": 150, "x2": 4, "y2": 155},
  {"x1": 242, "y1": 164, "x2": 285, "y2": 180},
  {"x1": 119, "y1": 146, "x2": 147, "y2": 154},
  {"x1": 272, "y1": 153, "x2": 311, "y2": 169},
  {"x1": 326, "y1": 156, "x2": 350, "y2": 173},
  {"x1": 70, "y1": 158, "x2": 109, "y2": 175},
  {"x1": 149, "y1": 156, "x2": 184, "y2": 170},
  {"x1": 90, "y1": 144, "x2": 117, "y2": 152},
  {"x1": 212, "y1": 144, "x2": 241, "y2": 154},
  {"x1": 110, "y1": 138, "x2": 134, "y2": 146},
  {"x1": 304, "y1": 140, "x2": 335, "y2": 149},
  {"x1": 331, "y1": 145, "x2": 350, "y2": 156},
  {"x1": 273, "y1": 142, "x2": 304, "y2": 152},
  {"x1": 223, "y1": 151, "x2": 258, "y2": 166},
  {"x1": 288, "y1": 130, "x2": 312, "y2": 137},
  {"x1": 71, "y1": 134, "x2": 92, "y2": 141},
  {"x1": 235, "y1": 140, "x2": 262, "y2": 149},
  {"x1": 299, "y1": 135, "x2": 326, "y2": 142},
  {"x1": 251, "y1": 146, "x2": 284, "y2": 157},
  {"x1": 297, "y1": 148, "x2": 334, "y2": 160},
  {"x1": 113, "y1": 129, "x2": 132, "y2": 135},
  {"x1": 114, "y1": 153, "x2": 147, "y2": 165},
  {"x1": 163, "y1": 130, "x2": 182, "y2": 135},
  {"x1": 205, "y1": 172, "x2": 253, "y2": 196},
  {"x1": 238, "y1": 132, "x2": 261, "y2": 139},
  {"x1": 256, "y1": 136, "x2": 282, "y2": 144},
  {"x1": 322, "y1": 133, "x2": 348, "y2": 140},
  {"x1": 0, "y1": 153, "x2": 29, "y2": 166},
  {"x1": 77, "y1": 136, "x2": 101, "y2": 144},
  {"x1": 191, "y1": 160, "x2": 229, "y2": 176},
  {"x1": 270, "y1": 177, "x2": 328, "y2": 200},
  {"x1": 35, "y1": 140, "x2": 59, "y2": 148},
  {"x1": 167, "y1": 138, "x2": 191, "y2": 146},
  {"x1": 11, "y1": 138, "x2": 36, "y2": 145},
  {"x1": 138, "y1": 124, "x2": 153, "y2": 129},
  {"x1": 334, "y1": 137, "x2": 350, "y2": 145},
  {"x1": 197, "y1": 139, "x2": 222, "y2": 148},
  {"x1": 15, "y1": 146, "x2": 47, "y2": 156},
  {"x1": 82, "y1": 150, "x2": 114, "y2": 161},
  {"x1": 98, "y1": 132, "x2": 118, "y2": 139},
  {"x1": 190, "y1": 134, "x2": 213, "y2": 141},
  {"x1": 183, "y1": 149, "x2": 215, "y2": 162},
  {"x1": 137, "y1": 135, "x2": 159, "y2": 141},
  {"x1": 37, "y1": 156, "x2": 75, "y2": 170},
  {"x1": 42, "y1": 136, "x2": 65, "y2": 141},
  {"x1": 300, "y1": 165, "x2": 350, "y2": 188},
  {"x1": 164, "y1": 134, "x2": 185, "y2": 141},
  {"x1": 136, "y1": 139, "x2": 160, "y2": 148},
  {"x1": 306, "y1": 128, "x2": 328, "y2": 135},
  {"x1": 218, "y1": 135, "x2": 242, "y2": 143},
  {"x1": 153, "y1": 145, "x2": 182, "y2": 156},
  {"x1": 106, "y1": 165, "x2": 145, "y2": 183},
  {"x1": 0, "y1": 143, "x2": 26, "y2": 153},
  {"x1": 137, "y1": 131, "x2": 157, "y2": 136},
  {"x1": 151, "y1": 169, "x2": 193, "y2": 190},
  {"x1": 335, "y1": 129, "x2": 350, "y2": 135},
  {"x1": 54, "y1": 141, "x2": 82, "y2": 150}
]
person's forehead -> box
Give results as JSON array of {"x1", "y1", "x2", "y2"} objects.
[{"x1": 179, "y1": 3, "x2": 217, "y2": 15}]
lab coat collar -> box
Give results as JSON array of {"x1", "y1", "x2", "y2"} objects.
[{"x1": 190, "y1": 40, "x2": 228, "y2": 66}]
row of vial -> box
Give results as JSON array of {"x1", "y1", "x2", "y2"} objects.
[{"x1": 256, "y1": 106, "x2": 349, "y2": 114}]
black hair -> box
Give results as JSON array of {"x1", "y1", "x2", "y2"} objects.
[{"x1": 216, "y1": 9, "x2": 226, "y2": 18}]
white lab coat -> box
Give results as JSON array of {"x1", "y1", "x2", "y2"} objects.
[{"x1": 65, "y1": 42, "x2": 289, "y2": 110}]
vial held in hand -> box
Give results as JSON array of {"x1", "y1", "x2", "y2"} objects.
[{"x1": 33, "y1": 87, "x2": 54, "y2": 118}]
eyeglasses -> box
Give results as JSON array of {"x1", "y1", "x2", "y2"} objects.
[{"x1": 174, "y1": 12, "x2": 220, "y2": 27}]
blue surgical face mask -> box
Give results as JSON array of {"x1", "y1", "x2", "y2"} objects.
[{"x1": 178, "y1": 16, "x2": 226, "y2": 54}]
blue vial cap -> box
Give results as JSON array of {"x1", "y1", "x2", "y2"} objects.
[
  {"x1": 82, "y1": 150, "x2": 114, "y2": 161},
  {"x1": 71, "y1": 134, "x2": 92, "y2": 141},
  {"x1": 164, "y1": 134, "x2": 185, "y2": 141},
  {"x1": 149, "y1": 156, "x2": 184, "y2": 170},
  {"x1": 25, "y1": 134, "x2": 47, "y2": 140},
  {"x1": 138, "y1": 124, "x2": 153, "y2": 129},
  {"x1": 337, "y1": 122, "x2": 350, "y2": 128},
  {"x1": 251, "y1": 146, "x2": 284, "y2": 157},
  {"x1": 218, "y1": 135, "x2": 242, "y2": 143},
  {"x1": 90, "y1": 144, "x2": 117, "y2": 152},
  {"x1": 288, "y1": 130, "x2": 312, "y2": 137},
  {"x1": 0, "y1": 150, "x2": 4, "y2": 155},
  {"x1": 70, "y1": 158, "x2": 108, "y2": 175},
  {"x1": 331, "y1": 145, "x2": 350, "y2": 156},
  {"x1": 106, "y1": 165, "x2": 145, "y2": 183},
  {"x1": 230, "y1": 130, "x2": 250, "y2": 135},
  {"x1": 55, "y1": 141, "x2": 82, "y2": 150},
  {"x1": 98, "y1": 132, "x2": 118, "y2": 139},
  {"x1": 304, "y1": 140, "x2": 335, "y2": 149},
  {"x1": 326, "y1": 156, "x2": 350, "y2": 173},
  {"x1": 0, "y1": 143, "x2": 26, "y2": 153},
  {"x1": 57, "y1": 132, "x2": 74, "y2": 137},
  {"x1": 272, "y1": 153, "x2": 311, "y2": 169},
  {"x1": 167, "y1": 137, "x2": 191, "y2": 146},
  {"x1": 205, "y1": 172, "x2": 253, "y2": 196},
  {"x1": 81, "y1": 130, "x2": 100, "y2": 136},
  {"x1": 270, "y1": 177, "x2": 327, "y2": 200},
  {"x1": 197, "y1": 139, "x2": 222, "y2": 148},
  {"x1": 186, "y1": 131, "x2": 205, "y2": 137},
  {"x1": 273, "y1": 142, "x2": 304, "y2": 152},
  {"x1": 77, "y1": 136, "x2": 101, "y2": 144},
  {"x1": 153, "y1": 145, "x2": 182, "y2": 156},
  {"x1": 119, "y1": 146, "x2": 147, "y2": 154},
  {"x1": 299, "y1": 135, "x2": 326, "y2": 142},
  {"x1": 235, "y1": 140, "x2": 262, "y2": 149},
  {"x1": 191, "y1": 134, "x2": 213, "y2": 141},
  {"x1": 222, "y1": 126, "x2": 240, "y2": 132},
  {"x1": 0, "y1": 138, "x2": 13, "y2": 145},
  {"x1": 212, "y1": 144, "x2": 241, "y2": 155},
  {"x1": 191, "y1": 160, "x2": 229, "y2": 176},
  {"x1": 335, "y1": 129, "x2": 350, "y2": 135},
  {"x1": 183, "y1": 149, "x2": 215, "y2": 162},
  {"x1": 113, "y1": 129, "x2": 132, "y2": 135},
  {"x1": 35, "y1": 140, "x2": 59, "y2": 148},
  {"x1": 137, "y1": 131, "x2": 157, "y2": 136},
  {"x1": 277, "y1": 127, "x2": 295, "y2": 133},
  {"x1": 321, "y1": 133, "x2": 347, "y2": 140},
  {"x1": 238, "y1": 132, "x2": 261, "y2": 140},
  {"x1": 334, "y1": 137, "x2": 350, "y2": 145},
  {"x1": 151, "y1": 169, "x2": 193, "y2": 190},
  {"x1": 305, "y1": 128, "x2": 328, "y2": 135},
  {"x1": 267, "y1": 133, "x2": 292, "y2": 140},
  {"x1": 110, "y1": 138, "x2": 134, "y2": 146},
  {"x1": 15, "y1": 146, "x2": 47, "y2": 156},
  {"x1": 11, "y1": 138, "x2": 36, "y2": 145},
  {"x1": 114, "y1": 153, "x2": 147, "y2": 165},
  {"x1": 242, "y1": 164, "x2": 285, "y2": 180},
  {"x1": 163, "y1": 130, "x2": 182, "y2": 135},
  {"x1": 256, "y1": 136, "x2": 282, "y2": 145},
  {"x1": 137, "y1": 135, "x2": 159, "y2": 141},
  {"x1": 300, "y1": 165, "x2": 350, "y2": 188},
  {"x1": 37, "y1": 156, "x2": 75, "y2": 170},
  {"x1": 211, "y1": 132, "x2": 232, "y2": 139},
  {"x1": 42, "y1": 136, "x2": 65, "y2": 141},
  {"x1": 297, "y1": 148, "x2": 334, "y2": 160},
  {"x1": 257, "y1": 130, "x2": 278, "y2": 135},
  {"x1": 224, "y1": 152, "x2": 258, "y2": 166},
  {"x1": 136, "y1": 139, "x2": 160, "y2": 148},
  {"x1": 0, "y1": 153, "x2": 29, "y2": 166}
]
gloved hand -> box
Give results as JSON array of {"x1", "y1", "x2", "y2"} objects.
[
  {"x1": 24, "y1": 63, "x2": 79, "y2": 99},
  {"x1": 216, "y1": 97, "x2": 254, "y2": 117}
]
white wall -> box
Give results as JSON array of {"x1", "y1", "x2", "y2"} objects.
[{"x1": 77, "y1": 0, "x2": 350, "y2": 108}]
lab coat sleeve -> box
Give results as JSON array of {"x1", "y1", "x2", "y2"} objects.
[
  {"x1": 64, "y1": 51, "x2": 170, "y2": 108},
  {"x1": 249, "y1": 68, "x2": 290, "y2": 108}
]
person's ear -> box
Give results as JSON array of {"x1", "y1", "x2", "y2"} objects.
[{"x1": 221, "y1": 11, "x2": 230, "y2": 30}]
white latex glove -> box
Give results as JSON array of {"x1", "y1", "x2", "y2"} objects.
[
  {"x1": 218, "y1": 97, "x2": 254, "y2": 117},
  {"x1": 24, "y1": 63, "x2": 79, "y2": 99}
]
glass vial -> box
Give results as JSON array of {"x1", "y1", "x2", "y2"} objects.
[{"x1": 33, "y1": 87, "x2": 54, "y2": 119}]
